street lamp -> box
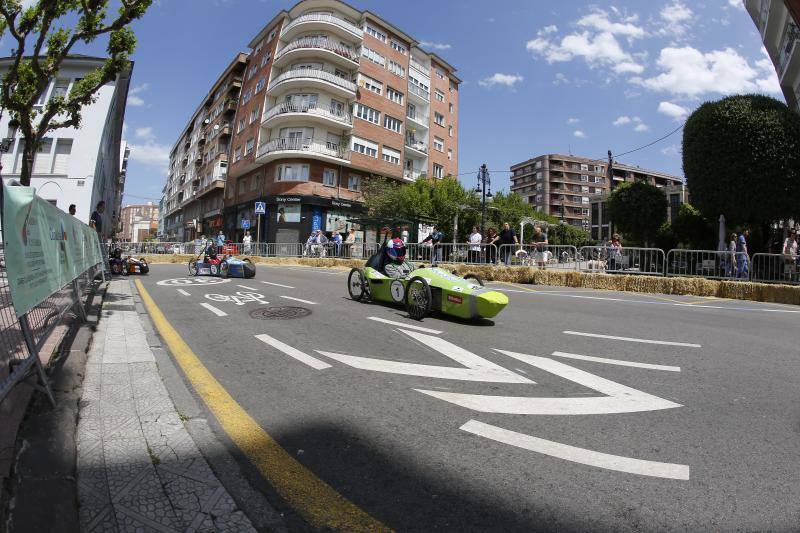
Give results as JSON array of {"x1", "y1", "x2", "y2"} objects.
[{"x1": 475, "y1": 163, "x2": 492, "y2": 237}]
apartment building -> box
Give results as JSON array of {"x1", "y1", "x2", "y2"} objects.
[
  {"x1": 119, "y1": 203, "x2": 159, "y2": 243},
  {"x1": 510, "y1": 154, "x2": 684, "y2": 235},
  {"x1": 162, "y1": 53, "x2": 248, "y2": 241},
  {"x1": 224, "y1": 0, "x2": 460, "y2": 243},
  {"x1": 746, "y1": 0, "x2": 800, "y2": 113},
  {"x1": 0, "y1": 55, "x2": 132, "y2": 238}
]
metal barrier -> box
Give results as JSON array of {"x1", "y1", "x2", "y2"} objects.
[
  {"x1": 665, "y1": 249, "x2": 744, "y2": 280},
  {"x1": 0, "y1": 246, "x2": 99, "y2": 406},
  {"x1": 431, "y1": 243, "x2": 499, "y2": 265},
  {"x1": 497, "y1": 244, "x2": 578, "y2": 269},
  {"x1": 578, "y1": 246, "x2": 665, "y2": 276},
  {"x1": 751, "y1": 253, "x2": 800, "y2": 285}
]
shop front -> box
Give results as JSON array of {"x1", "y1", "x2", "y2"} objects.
[{"x1": 265, "y1": 195, "x2": 364, "y2": 244}]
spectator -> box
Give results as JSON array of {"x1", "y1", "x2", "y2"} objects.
[
  {"x1": 485, "y1": 228, "x2": 498, "y2": 264},
  {"x1": 401, "y1": 227, "x2": 409, "y2": 244},
  {"x1": 783, "y1": 230, "x2": 797, "y2": 280},
  {"x1": 531, "y1": 226, "x2": 549, "y2": 268},
  {"x1": 468, "y1": 226, "x2": 482, "y2": 264},
  {"x1": 344, "y1": 228, "x2": 356, "y2": 257},
  {"x1": 333, "y1": 231, "x2": 343, "y2": 257},
  {"x1": 68, "y1": 204, "x2": 76, "y2": 216},
  {"x1": 216, "y1": 230, "x2": 226, "y2": 249},
  {"x1": 495, "y1": 222, "x2": 518, "y2": 266},
  {"x1": 421, "y1": 226, "x2": 443, "y2": 264},
  {"x1": 243, "y1": 230, "x2": 252, "y2": 254},
  {"x1": 736, "y1": 228, "x2": 750, "y2": 279},
  {"x1": 608, "y1": 233, "x2": 623, "y2": 271},
  {"x1": 726, "y1": 232, "x2": 738, "y2": 278},
  {"x1": 89, "y1": 201, "x2": 105, "y2": 237}
]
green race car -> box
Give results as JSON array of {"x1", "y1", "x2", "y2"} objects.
[{"x1": 347, "y1": 244, "x2": 509, "y2": 321}]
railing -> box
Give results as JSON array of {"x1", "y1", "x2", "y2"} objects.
[
  {"x1": 430, "y1": 243, "x2": 500, "y2": 265},
  {"x1": 751, "y1": 253, "x2": 800, "y2": 285},
  {"x1": 281, "y1": 11, "x2": 364, "y2": 38},
  {"x1": 276, "y1": 36, "x2": 360, "y2": 63},
  {"x1": 408, "y1": 83, "x2": 430, "y2": 101},
  {"x1": 497, "y1": 244, "x2": 579, "y2": 269},
  {"x1": 410, "y1": 58, "x2": 430, "y2": 76},
  {"x1": 263, "y1": 101, "x2": 353, "y2": 125},
  {"x1": 256, "y1": 137, "x2": 350, "y2": 160},
  {"x1": 268, "y1": 68, "x2": 356, "y2": 93},
  {"x1": 405, "y1": 140, "x2": 428, "y2": 154},
  {"x1": 406, "y1": 111, "x2": 429, "y2": 124},
  {"x1": 777, "y1": 22, "x2": 799, "y2": 76},
  {"x1": 665, "y1": 249, "x2": 743, "y2": 280},
  {"x1": 578, "y1": 246, "x2": 664, "y2": 276}
]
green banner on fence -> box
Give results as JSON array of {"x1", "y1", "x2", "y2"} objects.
[{"x1": 2, "y1": 182, "x2": 103, "y2": 318}]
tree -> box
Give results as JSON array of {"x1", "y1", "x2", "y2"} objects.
[
  {"x1": 671, "y1": 203, "x2": 714, "y2": 249},
  {"x1": 683, "y1": 94, "x2": 800, "y2": 226},
  {"x1": 0, "y1": 0, "x2": 153, "y2": 186},
  {"x1": 485, "y1": 190, "x2": 552, "y2": 233},
  {"x1": 605, "y1": 181, "x2": 667, "y2": 246},
  {"x1": 550, "y1": 223, "x2": 589, "y2": 248}
]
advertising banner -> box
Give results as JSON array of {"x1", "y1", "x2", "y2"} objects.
[{"x1": 2, "y1": 183, "x2": 103, "y2": 318}]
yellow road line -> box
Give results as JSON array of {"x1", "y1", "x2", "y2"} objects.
[{"x1": 135, "y1": 280, "x2": 391, "y2": 532}]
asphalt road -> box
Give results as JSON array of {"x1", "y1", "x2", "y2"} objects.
[{"x1": 137, "y1": 263, "x2": 800, "y2": 532}]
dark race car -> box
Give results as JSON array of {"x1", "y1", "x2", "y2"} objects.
[{"x1": 188, "y1": 240, "x2": 255, "y2": 279}]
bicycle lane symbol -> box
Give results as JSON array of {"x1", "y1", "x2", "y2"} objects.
[{"x1": 204, "y1": 291, "x2": 269, "y2": 306}]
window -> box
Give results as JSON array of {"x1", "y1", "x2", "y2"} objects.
[
  {"x1": 260, "y1": 53, "x2": 271, "y2": 68},
  {"x1": 390, "y1": 40, "x2": 407, "y2": 54},
  {"x1": 354, "y1": 103, "x2": 380, "y2": 124},
  {"x1": 387, "y1": 87, "x2": 403, "y2": 104},
  {"x1": 276, "y1": 164, "x2": 310, "y2": 182},
  {"x1": 449, "y1": 79, "x2": 457, "y2": 91},
  {"x1": 582, "y1": 186, "x2": 589, "y2": 192},
  {"x1": 448, "y1": 125, "x2": 453, "y2": 137},
  {"x1": 242, "y1": 88, "x2": 253, "y2": 105},
  {"x1": 32, "y1": 138, "x2": 53, "y2": 174},
  {"x1": 594, "y1": 187, "x2": 602, "y2": 194},
  {"x1": 326, "y1": 132, "x2": 341, "y2": 150},
  {"x1": 323, "y1": 168, "x2": 337, "y2": 187},
  {"x1": 251, "y1": 175, "x2": 259, "y2": 191},
  {"x1": 388, "y1": 60, "x2": 405, "y2": 78},
  {"x1": 434, "y1": 112, "x2": 444, "y2": 126},
  {"x1": 234, "y1": 146, "x2": 242, "y2": 162},
  {"x1": 447, "y1": 149, "x2": 452, "y2": 161},
  {"x1": 358, "y1": 74, "x2": 382, "y2": 94},
  {"x1": 51, "y1": 138, "x2": 72, "y2": 174},
  {"x1": 364, "y1": 24, "x2": 387, "y2": 42},
  {"x1": 435, "y1": 89, "x2": 444, "y2": 102},
  {"x1": 594, "y1": 165, "x2": 603, "y2": 173},
  {"x1": 409, "y1": 75, "x2": 429, "y2": 92},
  {"x1": 348, "y1": 175, "x2": 361, "y2": 191},
  {"x1": 254, "y1": 42, "x2": 263, "y2": 55},
  {"x1": 448, "y1": 102, "x2": 454, "y2": 114},
  {"x1": 238, "y1": 178, "x2": 248, "y2": 194},
  {"x1": 580, "y1": 163, "x2": 589, "y2": 171},
  {"x1": 433, "y1": 164, "x2": 444, "y2": 179},
  {"x1": 249, "y1": 107, "x2": 260, "y2": 124},
  {"x1": 435, "y1": 68, "x2": 445, "y2": 79},
  {"x1": 384, "y1": 115, "x2": 402, "y2": 133},
  {"x1": 361, "y1": 46, "x2": 385, "y2": 66},
  {"x1": 237, "y1": 119, "x2": 245, "y2": 133},
  {"x1": 51, "y1": 79, "x2": 70, "y2": 100},
  {"x1": 580, "y1": 175, "x2": 589, "y2": 182},
  {"x1": 382, "y1": 146, "x2": 400, "y2": 165},
  {"x1": 267, "y1": 28, "x2": 277, "y2": 42},
  {"x1": 535, "y1": 160, "x2": 542, "y2": 169},
  {"x1": 433, "y1": 137, "x2": 444, "y2": 152},
  {"x1": 594, "y1": 176, "x2": 604, "y2": 184},
  {"x1": 249, "y1": 66, "x2": 257, "y2": 79},
  {"x1": 255, "y1": 77, "x2": 265, "y2": 93},
  {"x1": 351, "y1": 136, "x2": 378, "y2": 158}
]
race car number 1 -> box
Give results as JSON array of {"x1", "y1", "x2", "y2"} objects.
[{"x1": 390, "y1": 280, "x2": 405, "y2": 302}]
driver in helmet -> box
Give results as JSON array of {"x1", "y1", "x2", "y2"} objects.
[{"x1": 384, "y1": 231, "x2": 414, "y2": 278}]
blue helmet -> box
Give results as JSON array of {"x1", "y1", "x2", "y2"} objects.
[{"x1": 386, "y1": 237, "x2": 406, "y2": 261}]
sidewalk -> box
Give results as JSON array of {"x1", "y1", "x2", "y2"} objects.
[{"x1": 76, "y1": 280, "x2": 256, "y2": 532}]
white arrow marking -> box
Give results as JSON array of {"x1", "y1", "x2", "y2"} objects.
[
  {"x1": 316, "y1": 330, "x2": 532, "y2": 383},
  {"x1": 255, "y1": 334, "x2": 331, "y2": 370},
  {"x1": 366, "y1": 316, "x2": 442, "y2": 335},
  {"x1": 550, "y1": 351, "x2": 680, "y2": 372},
  {"x1": 563, "y1": 330, "x2": 701, "y2": 348},
  {"x1": 416, "y1": 351, "x2": 681, "y2": 414},
  {"x1": 461, "y1": 420, "x2": 690, "y2": 480}
]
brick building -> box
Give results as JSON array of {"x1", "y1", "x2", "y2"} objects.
[
  {"x1": 119, "y1": 203, "x2": 159, "y2": 243},
  {"x1": 223, "y1": 0, "x2": 460, "y2": 243}
]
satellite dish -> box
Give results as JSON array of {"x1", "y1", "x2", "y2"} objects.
[{"x1": 203, "y1": 118, "x2": 210, "y2": 124}]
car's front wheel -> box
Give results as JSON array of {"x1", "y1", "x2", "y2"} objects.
[
  {"x1": 348, "y1": 268, "x2": 367, "y2": 301},
  {"x1": 140, "y1": 259, "x2": 149, "y2": 274},
  {"x1": 220, "y1": 260, "x2": 230, "y2": 278},
  {"x1": 406, "y1": 276, "x2": 432, "y2": 320},
  {"x1": 188, "y1": 260, "x2": 198, "y2": 276}
]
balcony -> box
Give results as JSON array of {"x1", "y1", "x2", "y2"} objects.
[
  {"x1": 410, "y1": 58, "x2": 430, "y2": 76},
  {"x1": 274, "y1": 37, "x2": 360, "y2": 69},
  {"x1": 778, "y1": 22, "x2": 800, "y2": 82},
  {"x1": 267, "y1": 68, "x2": 356, "y2": 99},
  {"x1": 262, "y1": 101, "x2": 353, "y2": 129},
  {"x1": 218, "y1": 123, "x2": 232, "y2": 137},
  {"x1": 404, "y1": 139, "x2": 428, "y2": 157},
  {"x1": 408, "y1": 83, "x2": 430, "y2": 103},
  {"x1": 256, "y1": 137, "x2": 350, "y2": 164},
  {"x1": 280, "y1": 12, "x2": 363, "y2": 42},
  {"x1": 223, "y1": 98, "x2": 238, "y2": 115},
  {"x1": 406, "y1": 110, "x2": 429, "y2": 130},
  {"x1": 403, "y1": 170, "x2": 426, "y2": 181}
]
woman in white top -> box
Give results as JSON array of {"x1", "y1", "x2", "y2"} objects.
[
  {"x1": 468, "y1": 226, "x2": 482, "y2": 264},
  {"x1": 242, "y1": 231, "x2": 252, "y2": 254},
  {"x1": 726, "y1": 233, "x2": 737, "y2": 278}
]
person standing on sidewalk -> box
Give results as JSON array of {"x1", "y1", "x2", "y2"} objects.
[
  {"x1": 485, "y1": 228, "x2": 498, "y2": 264},
  {"x1": 344, "y1": 228, "x2": 356, "y2": 257},
  {"x1": 421, "y1": 226, "x2": 443, "y2": 264},
  {"x1": 468, "y1": 226, "x2": 482, "y2": 264},
  {"x1": 89, "y1": 201, "x2": 105, "y2": 237},
  {"x1": 531, "y1": 226, "x2": 549, "y2": 269},
  {"x1": 736, "y1": 229, "x2": 750, "y2": 279},
  {"x1": 332, "y1": 231, "x2": 343, "y2": 257},
  {"x1": 243, "y1": 231, "x2": 252, "y2": 254},
  {"x1": 495, "y1": 222, "x2": 518, "y2": 266}
]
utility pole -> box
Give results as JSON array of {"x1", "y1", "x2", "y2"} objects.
[{"x1": 475, "y1": 164, "x2": 492, "y2": 237}]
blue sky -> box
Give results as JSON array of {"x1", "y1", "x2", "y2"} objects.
[{"x1": 8, "y1": 0, "x2": 777, "y2": 203}]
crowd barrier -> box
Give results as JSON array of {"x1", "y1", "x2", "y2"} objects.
[
  {"x1": 578, "y1": 246, "x2": 665, "y2": 276},
  {"x1": 498, "y1": 244, "x2": 578, "y2": 270},
  {"x1": 751, "y1": 253, "x2": 800, "y2": 285}
]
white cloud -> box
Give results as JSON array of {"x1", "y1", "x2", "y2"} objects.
[
  {"x1": 128, "y1": 83, "x2": 149, "y2": 107},
  {"x1": 478, "y1": 73, "x2": 523, "y2": 88},
  {"x1": 632, "y1": 46, "x2": 782, "y2": 97},
  {"x1": 658, "y1": 1, "x2": 693, "y2": 38},
  {"x1": 420, "y1": 41, "x2": 452, "y2": 51},
  {"x1": 658, "y1": 101, "x2": 690, "y2": 120},
  {"x1": 540, "y1": 25, "x2": 558, "y2": 35},
  {"x1": 577, "y1": 10, "x2": 645, "y2": 39},
  {"x1": 566, "y1": 117, "x2": 580, "y2": 124},
  {"x1": 128, "y1": 142, "x2": 170, "y2": 173},
  {"x1": 134, "y1": 127, "x2": 154, "y2": 141},
  {"x1": 634, "y1": 122, "x2": 650, "y2": 132},
  {"x1": 553, "y1": 72, "x2": 569, "y2": 85},
  {"x1": 573, "y1": 130, "x2": 587, "y2": 138},
  {"x1": 727, "y1": 0, "x2": 745, "y2": 10},
  {"x1": 661, "y1": 144, "x2": 680, "y2": 156},
  {"x1": 613, "y1": 116, "x2": 632, "y2": 126}
]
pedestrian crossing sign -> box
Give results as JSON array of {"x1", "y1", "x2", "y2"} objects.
[{"x1": 254, "y1": 201, "x2": 266, "y2": 214}]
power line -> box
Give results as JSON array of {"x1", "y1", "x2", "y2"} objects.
[{"x1": 613, "y1": 122, "x2": 685, "y2": 159}]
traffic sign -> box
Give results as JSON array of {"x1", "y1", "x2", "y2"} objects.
[
  {"x1": 254, "y1": 201, "x2": 266, "y2": 214},
  {"x1": 241, "y1": 219, "x2": 250, "y2": 229}
]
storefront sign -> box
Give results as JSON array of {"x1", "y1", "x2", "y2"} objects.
[
  {"x1": 330, "y1": 200, "x2": 354, "y2": 208},
  {"x1": 311, "y1": 207, "x2": 322, "y2": 232},
  {"x1": 2, "y1": 183, "x2": 104, "y2": 317},
  {"x1": 275, "y1": 196, "x2": 301, "y2": 203}
]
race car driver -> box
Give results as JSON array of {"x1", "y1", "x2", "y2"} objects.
[{"x1": 384, "y1": 235, "x2": 415, "y2": 278}]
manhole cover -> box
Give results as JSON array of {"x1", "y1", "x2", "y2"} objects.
[{"x1": 250, "y1": 306, "x2": 312, "y2": 320}]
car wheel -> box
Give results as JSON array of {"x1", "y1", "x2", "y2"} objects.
[
  {"x1": 348, "y1": 268, "x2": 367, "y2": 301},
  {"x1": 140, "y1": 260, "x2": 149, "y2": 274},
  {"x1": 405, "y1": 276, "x2": 432, "y2": 320},
  {"x1": 242, "y1": 258, "x2": 256, "y2": 278},
  {"x1": 111, "y1": 262, "x2": 122, "y2": 275},
  {"x1": 188, "y1": 260, "x2": 198, "y2": 276},
  {"x1": 463, "y1": 273, "x2": 484, "y2": 287},
  {"x1": 220, "y1": 260, "x2": 229, "y2": 278},
  {"x1": 121, "y1": 262, "x2": 129, "y2": 276}
]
